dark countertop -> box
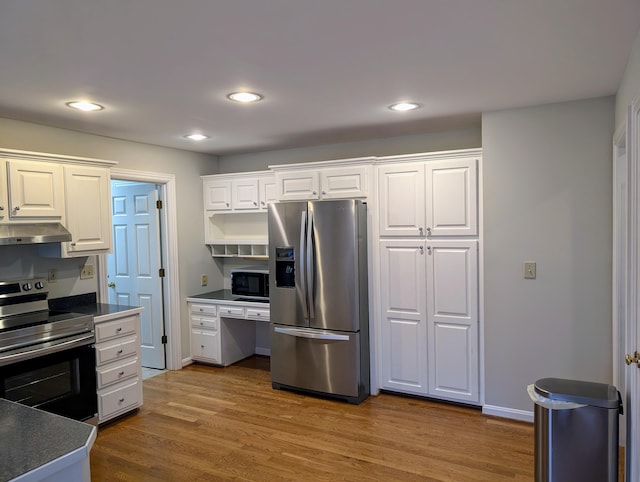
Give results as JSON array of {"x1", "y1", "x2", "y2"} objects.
[
  {"x1": 69, "y1": 303, "x2": 143, "y2": 318},
  {"x1": 187, "y1": 289, "x2": 269, "y2": 304},
  {"x1": 49, "y1": 294, "x2": 143, "y2": 322},
  {"x1": 0, "y1": 399, "x2": 96, "y2": 482}
]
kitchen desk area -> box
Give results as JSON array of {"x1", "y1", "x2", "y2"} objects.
[{"x1": 187, "y1": 290, "x2": 270, "y2": 366}]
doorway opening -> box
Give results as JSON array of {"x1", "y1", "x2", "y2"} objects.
[{"x1": 98, "y1": 168, "x2": 182, "y2": 372}]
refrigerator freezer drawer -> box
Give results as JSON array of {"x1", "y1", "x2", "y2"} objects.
[{"x1": 270, "y1": 324, "x2": 363, "y2": 400}]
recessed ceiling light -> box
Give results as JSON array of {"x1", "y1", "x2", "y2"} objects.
[
  {"x1": 388, "y1": 102, "x2": 421, "y2": 112},
  {"x1": 184, "y1": 133, "x2": 209, "y2": 141},
  {"x1": 65, "y1": 101, "x2": 104, "y2": 112},
  {"x1": 227, "y1": 92, "x2": 263, "y2": 103}
]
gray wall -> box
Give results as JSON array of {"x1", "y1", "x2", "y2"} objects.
[
  {"x1": 482, "y1": 97, "x2": 614, "y2": 412},
  {"x1": 0, "y1": 117, "x2": 220, "y2": 361},
  {"x1": 218, "y1": 127, "x2": 481, "y2": 172},
  {"x1": 616, "y1": 28, "x2": 640, "y2": 130}
]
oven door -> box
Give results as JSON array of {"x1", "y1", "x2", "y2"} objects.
[{"x1": 0, "y1": 343, "x2": 97, "y2": 423}]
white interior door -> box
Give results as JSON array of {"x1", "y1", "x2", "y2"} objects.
[{"x1": 107, "y1": 181, "x2": 165, "y2": 369}]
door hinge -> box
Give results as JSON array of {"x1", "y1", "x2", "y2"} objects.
[
  {"x1": 159, "y1": 268, "x2": 165, "y2": 278},
  {"x1": 161, "y1": 335, "x2": 168, "y2": 344},
  {"x1": 156, "y1": 200, "x2": 163, "y2": 209}
]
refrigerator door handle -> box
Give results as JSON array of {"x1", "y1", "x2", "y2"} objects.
[
  {"x1": 299, "y1": 210, "x2": 308, "y2": 320},
  {"x1": 274, "y1": 326, "x2": 350, "y2": 341},
  {"x1": 306, "y1": 209, "x2": 315, "y2": 321}
]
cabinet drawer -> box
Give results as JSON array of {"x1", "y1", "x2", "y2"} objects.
[
  {"x1": 95, "y1": 315, "x2": 137, "y2": 342},
  {"x1": 190, "y1": 303, "x2": 217, "y2": 316},
  {"x1": 191, "y1": 315, "x2": 218, "y2": 330},
  {"x1": 218, "y1": 305, "x2": 245, "y2": 318},
  {"x1": 246, "y1": 308, "x2": 270, "y2": 321},
  {"x1": 191, "y1": 330, "x2": 220, "y2": 362},
  {"x1": 96, "y1": 337, "x2": 138, "y2": 366},
  {"x1": 97, "y1": 357, "x2": 139, "y2": 389},
  {"x1": 99, "y1": 379, "x2": 140, "y2": 420}
]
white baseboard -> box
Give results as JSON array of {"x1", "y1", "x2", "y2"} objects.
[
  {"x1": 182, "y1": 357, "x2": 193, "y2": 367},
  {"x1": 255, "y1": 347, "x2": 271, "y2": 356},
  {"x1": 483, "y1": 404, "x2": 534, "y2": 423}
]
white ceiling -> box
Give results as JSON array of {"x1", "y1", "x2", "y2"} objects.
[{"x1": 1, "y1": 0, "x2": 639, "y2": 156}]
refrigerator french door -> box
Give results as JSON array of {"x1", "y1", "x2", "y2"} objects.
[{"x1": 268, "y1": 199, "x2": 369, "y2": 404}]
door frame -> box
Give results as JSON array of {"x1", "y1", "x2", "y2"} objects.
[
  {"x1": 612, "y1": 119, "x2": 629, "y2": 449},
  {"x1": 97, "y1": 168, "x2": 182, "y2": 371}
]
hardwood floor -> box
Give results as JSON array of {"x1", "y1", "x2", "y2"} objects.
[{"x1": 91, "y1": 357, "x2": 534, "y2": 481}]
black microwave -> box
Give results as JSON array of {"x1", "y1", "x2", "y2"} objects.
[{"x1": 231, "y1": 269, "x2": 269, "y2": 300}]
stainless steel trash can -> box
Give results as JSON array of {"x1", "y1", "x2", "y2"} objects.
[{"x1": 528, "y1": 378, "x2": 623, "y2": 482}]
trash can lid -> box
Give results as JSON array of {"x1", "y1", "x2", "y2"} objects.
[{"x1": 534, "y1": 378, "x2": 620, "y2": 409}]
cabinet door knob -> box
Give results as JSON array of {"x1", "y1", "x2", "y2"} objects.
[
  {"x1": 14, "y1": 206, "x2": 20, "y2": 211},
  {"x1": 70, "y1": 242, "x2": 77, "y2": 247},
  {"x1": 322, "y1": 191, "x2": 326, "y2": 195},
  {"x1": 118, "y1": 371, "x2": 125, "y2": 376},
  {"x1": 116, "y1": 327, "x2": 122, "y2": 332},
  {"x1": 419, "y1": 227, "x2": 424, "y2": 234},
  {"x1": 118, "y1": 397, "x2": 125, "y2": 403},
  {"x1": 0, "y1": 206, "x2": 4, "y2": 211},
  {"x1": 426, "y1": 227, "x2": 432, "y2": 234},
  {"x1": 261, "y1": 201, "x2": 265, "y2": 206},
  {"x1": 253, "y1": 201, "x2": 257, "y2": 206},
  {"x1": 201, "y1": 344, "x2": 205, "y2": 348},
  {"x1": 312, "y1": 191, "x2": 317, "y2": 195},
  {"x1": 117, "y1": 349, "x2": 123, "y2": 354},
  {"x1": 419, "y1": 246, "x2": 424, "y2": 254},
  {"x1": 226, "y1": 202, "x2": 229, "y2": 207}
]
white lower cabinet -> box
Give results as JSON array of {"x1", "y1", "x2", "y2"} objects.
[
  {"x1": 379, "y1": 239, "x2": 479, "y2": 404},
  {"x1": 189, "y1": 300, "x2": 267, "y2": 366},
  {"x1": 94, "y1": 310, "x2": 143, "y2": 424}
]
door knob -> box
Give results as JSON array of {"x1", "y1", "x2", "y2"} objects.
[
  {"x1": 108, "y1": 282, "x2": 116, "y2": 288},
  {"x1": 625, "y1": 351, "x2": 640, "y2": 367}
]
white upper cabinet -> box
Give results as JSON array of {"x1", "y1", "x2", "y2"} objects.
[
  {"x1": 272, "y1": 158, "x2": 373, "y2": 202},
  {"x1": 259, "y1": 177, "x2": 278, "y2": 209},
  {"x1": 0, "y1": 161, "x2": 7, "y2": 221},
  {"x1": 7, "y1": 159, "x2": 64, "y2": 219},
  {"x1": 377, "y1": 154, "x2": 479, "y2": 238},
  {"x1": 378, "y1": 162, "x2": 426, "y2": 237},
  {"x1": 231, "y1": 178, "x2": 259, "y2": 210},
  {"x1": 275, "y1": 170, "x2": 321, "y2": 201},
  {"x1": 63, "y1": 165, "x2": 112, "y2": 255},
  {"x1": 203, "y1": 173, "x2": 275, "y2": 212},
  {"x1": 319, "y1": 166, "x2": 368, "y2": 199},
  {"x1": 425, "y1": 158, "x2": 477, "y2": 237},
  {"x1": 204, "y1": 179, "x2": 232, "y2": 211}
]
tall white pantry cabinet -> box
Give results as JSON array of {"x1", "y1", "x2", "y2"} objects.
[{"x1": 375, "y1": 150, "x2": 481, "y2": 404}]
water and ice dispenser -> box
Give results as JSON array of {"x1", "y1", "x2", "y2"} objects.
[{"x1": 275, "y1": 247, "x2": 295, "y2": 288}]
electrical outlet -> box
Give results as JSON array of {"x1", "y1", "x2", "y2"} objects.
[
  {"x1": 48, "y1": 269, "x2": 57, "y2": 283},
  {"x1": 201, "y1": 275, "x2": 208, "y2": 286},
  {"x1": 80, "y1": 264, "x2": 95, "y2": 280},
  {"x1": 524, "y1": 261, "x2": 536, "y2": 279}
]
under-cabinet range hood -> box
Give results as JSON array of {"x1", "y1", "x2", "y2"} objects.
[{"x1": 0, "y1": 223, "x2": 72, "y2": 245}]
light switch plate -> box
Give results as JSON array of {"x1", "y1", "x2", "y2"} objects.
[
  {"x1": 524, "y1": 262, "x2": 536, "y2": 279},
  {"x1": 201, "y1": 274, "x2": 208, "y2": 286},
  {"x1": 80, "y1": 264, "x2": 94, "y2": 280}
]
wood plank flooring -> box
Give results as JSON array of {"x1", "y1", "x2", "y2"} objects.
[{"x1": 91, "y1": 357, "x2": 535, "y2": 481}]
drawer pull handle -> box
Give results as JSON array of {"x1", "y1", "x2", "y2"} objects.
[
  {"x1": 119, "y1": 397, "x2": 125, "y2": 403},
  {"x1": 201, "y1": 345, "x2": 205, "y2": 348},
  {"x1": 118, "y1": 371, "x2": 125, "y2": 376},
  {"x1": 116, "y1": 327, "x2": 122, "y2": 332},
  {"x1": 199, "y1": 308, "x2": 203, "y2": 312},
  {"x1": 117, "y1": 349, "x2": 123, "y2": 354}
]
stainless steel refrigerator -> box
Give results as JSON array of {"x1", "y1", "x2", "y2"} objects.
[{"x1": 268, "y1": 199, "x2": 369, "y2": 404}]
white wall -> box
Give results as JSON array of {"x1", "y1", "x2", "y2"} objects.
[
  {"x1": 482, "y1": 96, "x2": 614, "y2": 412},
  {"x1": 218, "y1": 127, "x2": 481, "y2": 172},
  {"x1": 0, "y1": 117, "x2": 220, "y2": 360}
]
